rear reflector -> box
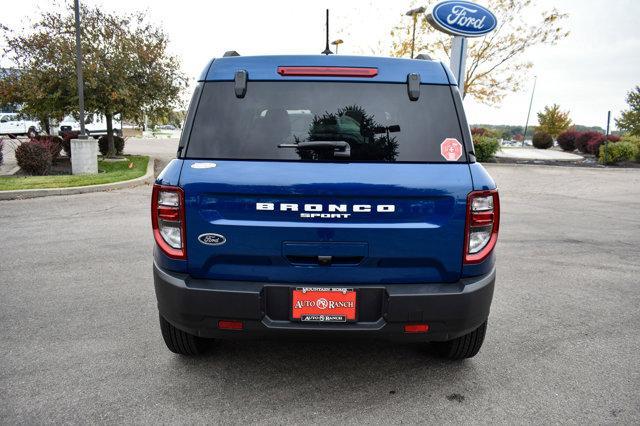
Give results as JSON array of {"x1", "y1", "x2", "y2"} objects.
[
  {"x1": 404, "y1": 324, "x2": 429, "y2": 333},
  {"x1": 277, "y1": 66, "x2": 378, "y2": 78},
  {"x1": 218, "y1": 320, "x2": 244, "y2": 330}
]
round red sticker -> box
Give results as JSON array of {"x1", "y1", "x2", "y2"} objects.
[{"x1": 441, "y1": 138, "x2": 463, "y2": 161}]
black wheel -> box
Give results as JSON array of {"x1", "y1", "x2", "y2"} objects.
[
  {"x1": 159, "y1": 314, "x2": 210, "y2": 355},
  {"x1": 433, "y1": 321, "x2": 487, "y2": 360},
  {"x1": 27, "y1": 126, "x2": 38, "y2": 139}
]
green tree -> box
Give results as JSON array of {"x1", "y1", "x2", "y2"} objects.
[
  {"x1": 1, "y1": 2, "x2": 187, "y2": 157},
  {"x1": 390, "y1": 0, "x2": 568, "y2": 105},
  {"x1": 537, "y1": 104, "x2": 571, "y2": 138},
  {"x1": 0, "y1": 38, "x2": 76, "y2": 134},
  {"x1": 616, "y1": 86, "x2": 640, "y2": 136}
]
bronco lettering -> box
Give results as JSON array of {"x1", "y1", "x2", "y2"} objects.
[{"x1": 256, "y1": 202, "x2": 396, "y2": 214}]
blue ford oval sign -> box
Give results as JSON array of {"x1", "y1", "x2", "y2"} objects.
[{"x1": 428, "y1": 1, "x2": 497, "y2": 37}]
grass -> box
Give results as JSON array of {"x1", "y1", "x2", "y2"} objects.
[{"x1": 0, "y1": 155, "x2": 149, "y2": 191}]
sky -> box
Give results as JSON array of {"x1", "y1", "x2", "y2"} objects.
[{"x1": 1, "y1": 0, "x2": 639, "y2": 129}]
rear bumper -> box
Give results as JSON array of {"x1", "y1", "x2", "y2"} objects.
[{"x1": 153, "y1": 262, "x2": 495, "y2": 342}]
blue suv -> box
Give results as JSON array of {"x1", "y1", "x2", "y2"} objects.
[{"x1": 152, "y1": 53, "x2": 499, "y2": 359}]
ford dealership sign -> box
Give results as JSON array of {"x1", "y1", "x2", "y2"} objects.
[{"x1": 427, "y1": 1, "x2": 497, "y2": 37}]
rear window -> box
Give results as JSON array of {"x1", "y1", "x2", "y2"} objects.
[{"x1": 185, "y1": 81, "x2": 466, "y2": 162}]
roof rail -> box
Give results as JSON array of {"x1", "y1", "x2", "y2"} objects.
[
  {"x1": 415, "y1": 53, "x2": 432, "y2": 60},
  {"x1": 223, "y1": 51, "x2": 240, "y2": 57}
]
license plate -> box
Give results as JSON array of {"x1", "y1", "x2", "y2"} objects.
[{"x1": 291, "y1": 288, "x2": 357, "y2": 322}]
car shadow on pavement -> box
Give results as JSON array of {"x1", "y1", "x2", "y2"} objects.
[{"x1": 159, "y1": 339, "x2": 480, "y2": 418}]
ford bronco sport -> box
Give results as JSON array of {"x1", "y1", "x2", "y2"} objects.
[{"x1": 152, "y1": 53, "x2": 499, "y2": 359}]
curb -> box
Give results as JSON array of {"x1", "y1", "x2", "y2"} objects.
[
  {"x1": 494, "y1": 155, "x2": 582, "y2": 162},
  {"x1": 484, "y1": 162, "x2": 640, "y2": 172},
  {"x1": 0, "y1": 157, "x2": 155, "y2": 201},
  {"x1": 495, "y1": 150, "x2": 584, "y2": 163}
]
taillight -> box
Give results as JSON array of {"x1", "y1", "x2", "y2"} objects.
[
  {"x1": 152, "y1": 185, "x2": 186, "y2": 259},
  {"x1": 464, "y1": 190, "x2": 500, "y2": 264}
]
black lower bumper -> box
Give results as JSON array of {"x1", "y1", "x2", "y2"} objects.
[{"x1": 153, "y1": 263, "x2": 495, "y2": 342}]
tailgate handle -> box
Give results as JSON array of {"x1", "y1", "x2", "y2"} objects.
[
  {"x1": 283, "y1": 242, "x2": 368, "y2": 266},
  {"x1": 286, "y1": 255, "x2": 364, "y2": 266}
]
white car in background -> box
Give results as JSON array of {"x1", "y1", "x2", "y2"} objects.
[
  {"x1": 57, "y1": 113, "x2": 122, "y2": 138},
  {"x1": 0, "y1": 113, "x2": 41, "y2": 137}
]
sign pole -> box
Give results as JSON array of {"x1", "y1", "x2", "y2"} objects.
[
  {"x1": 70, "y1": 0, "x2": 98, "y2": 175},
  {"x1": 450, "y1": 36, "x2": 468, "y2": 97},
  {"x1": 427, "y1": 1, "x2": 497, "y2": 99},
  {"x1": 73, "y1": 0, "x2": 87, "y2": 138},
  {"x1": 604, "y1": 110, "x2": 611, "y2": 164}
]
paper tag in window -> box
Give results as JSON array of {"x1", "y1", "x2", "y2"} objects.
[{"x1": 440, "y1": 138, "x2": 463, "y2": 161}]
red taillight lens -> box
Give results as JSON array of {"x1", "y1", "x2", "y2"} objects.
[
  {"x1": 151, "y1": 185, "x2": 186, "y2": 259},
  {"x1": 277, "y1": 66, "x2": 378, "y2": 77},
  {"x1": 464, "y1": 190, "x2": 500, "y2": 264}
]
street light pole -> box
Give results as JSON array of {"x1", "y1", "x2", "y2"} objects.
[
  {"x1": 321, "y1": 9, "x2": 333, "y2": 55},
  {"x1": 73, "y1": 0, "x2": 87, "y2": 138},
  {"x1": 523, "y1": 75, "x2": 537, "y2": 146},
  {"x1": 331, "y1": 39, "x2": 344, "y2": 54},
  {"x1": 405, "y1": 7, "x2": 426, "y2": 59},
  {"x1": 411, "y1": 14, "x2": 418, "y2": 58}
]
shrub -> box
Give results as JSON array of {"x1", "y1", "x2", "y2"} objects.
[
  {"x1": 15, "y1": 140, "x2": 53, "y2": 175},
  {"x1": 575, "y1": 131, "x2": 601, "y2": 153},
  {"x1": 556, "y1": 130, "x2": 580, "y2": 151},
  {"x1": 98, "y1": 135, "x2": 125, "y2": 156},
  {"x1": 586, "y1": 134, "x2": 620, "y2": 157},
  {"x1": 586, "y1": 133, "x2": 605, "y2": 156},
  {"x1": 620, "y1": 135, "x2": 640, "y2": 162},
  {"x1": 471, "y1": 127, "x2": 489, "y2": 137},
  {"x1": 60, "y1": 131, "x2": 80, "y2": 157},
  {"x1": 0, "y1": 139, "x2": 4, "y2": 166},
  {"x1": 33, "y1": 135, "x2": 63, "y2": 161},
  {"x1": 598, "y1": 141, "x2": 638, "y2": 165},
  {"x1": 532, "y1": 132, "x2": 553, "y2": 149},
  {"x1": 473, "y1": 135, "x2": 500, "y2": 162}
]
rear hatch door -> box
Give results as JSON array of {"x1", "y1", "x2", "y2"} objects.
[{"x1": 181, "y1": 79, "x2": 472, "y2": 284}]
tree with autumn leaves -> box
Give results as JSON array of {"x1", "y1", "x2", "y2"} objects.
[
  {"x1": 0, "y1": 2, "x2": 186, "y2": 157},
  {"x1": 390, "y1": 0, "x2": 569, "y2": 105},
  {"x1": 537, "y1": 104, "x2": 571, "y2": 138}
]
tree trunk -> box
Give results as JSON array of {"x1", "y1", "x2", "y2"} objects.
[
  {"x1": 41, "y1": 116, "x2": 51, "y2": 135},
  {"x1": 105, "y1": 113, "x2": 116, "y2": 158}
]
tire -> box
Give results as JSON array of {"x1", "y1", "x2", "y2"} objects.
[
  {"x1": 159, "y1": 314, "x2": 210, "y2": 356},
  {"x1": 433, "y1": 321, "x2": 487, "y2": 360}
]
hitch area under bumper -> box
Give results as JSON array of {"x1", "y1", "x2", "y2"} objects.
[{"x1": 153, "y1": 263, "x2": 495, "y2": 342}]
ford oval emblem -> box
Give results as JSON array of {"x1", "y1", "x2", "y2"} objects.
[
  {"x1": 198, "y1": 233, "x2": 226, "y2": 246},
  {"x1": 428, "y1": 1, "x2": 497, "y2": 37}
]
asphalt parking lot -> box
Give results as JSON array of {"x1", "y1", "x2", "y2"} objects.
[{"x1": 1, "y1": 164, "x2": 639, "y2": 424}]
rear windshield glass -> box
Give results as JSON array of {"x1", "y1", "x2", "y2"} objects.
[{"x1": 185, "y1": 81, "x2": 465, "y2": 162}]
